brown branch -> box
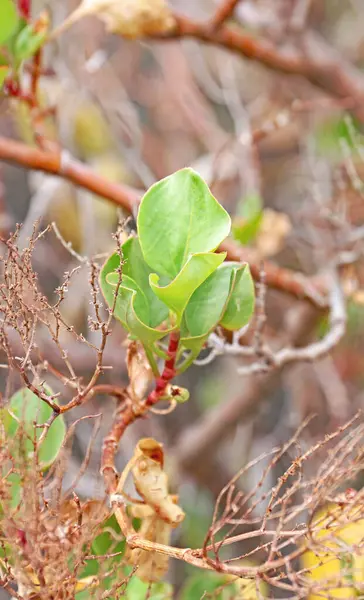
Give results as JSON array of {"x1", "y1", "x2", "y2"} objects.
[
  {"x1": 209, "y1": 0, "x2": 241, "y2": 30},
  {"x1": 0, "y1": 136, "x2": 138, "y2": 213},
  {"x1": 151, "y1": 16, "x2": 364, "y2": 120},
  {"x1": 174, "y1": 303, "x2": 318, "y2": 475},
  {"x1": 0, "y1": 135, "x2": 328, "y2": 307},
  {"x1": 102, "y1": 333, "x2": 180, "y2": 493}
]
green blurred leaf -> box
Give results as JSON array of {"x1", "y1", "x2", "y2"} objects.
[
  {"x1": 0, "y1": 65, "x2": 10, "y2": 89},
  {"x1": 179, "y1": 572, "x2": 235, "y2": 600},
  {"x1": 91, "y1": 514, "x2": 125, "y2": 557},
  {"x1": 150, "y1": 252, "x2": 226, "y2": 322},
  {"x1": 3, "y1": 386, "x2": 66, "y2": 469},
  {"x1": 0, "y1": 0, "x2": 19, "y2": 47},
  {"x1": 123, "y1": 577, "x2": 173, "y2": 599},
  {"x1": 315, "y1": 114, "x2": 363, "y2": 157},
  {"x1": 233, "y1": 193, "x2": 263, "y2": 246},
  {"x1": 14, "y1": 23, "x2": 46, "y2": 62},
  {"x1": 80, "y1": 514, "x2": 125, "y2": 594},
  {"x1": 137, "y1": 168, "x2": 231, "y2": 279}
]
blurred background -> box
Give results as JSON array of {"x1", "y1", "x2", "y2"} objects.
[{"x1": 1, "y1": 0, "x2": 364, "y2": 597}]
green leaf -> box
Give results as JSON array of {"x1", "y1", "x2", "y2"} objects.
[
  {"x1": 123, "y1": 577, "x2": 173, "y2": 600},
  {"x1": 91, "y1": 514, "x2": 125, "y2": 557},
  {"x1": 3, "y1": 386, "x2": 66, "y2": 469},
  {"x1": 179, "y1": 572, "x2": 235, "y2": 600},
  {"x1": 183, "y1": 263, "x2": 236, "y2": 338},
  {"x1": 233, "y1": 193, "x2": 263, "y2": 246},
  {"x1": 150, "y1": 252, "x2": 226, "y2": 322},
  {"x1": 220, "y1": 263, "x2": 255, "y2": 330},
  {"x1": 100, "y1": 253, "x2": 170, "y2": 346},
  {"x1": 14, "y1": 23, "x2": 46, "y2": 62},
  {"x1": 122, "y1": 237, "x2": 169, "y2": 328},
  {"x1": 0, "y1": 65, "x2": 10, "y2": 89},
  {"x1": 0, "y1": 0, "x2": 19, "y2": 47},
  {"x1": 137, "y1": 168, "x2": 231, "y2": 279},
  {"x1": 180, "y1": 262, "x2": 255, "y2": 355}
]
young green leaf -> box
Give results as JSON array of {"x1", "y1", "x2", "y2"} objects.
[
  {"x1": 100, "y1": 252, "x2": 170, "y2": 346},
  {"x1": 183, "y1": 263, "x2": 237, "y2": 337},
  {"x1": 124, "y1": 577, "x2": 173, "y2": 600},
  {"x1": 14, "y1": 24, "x2": 47, "y2": 62},
  {"x1": 0, "y1": 0, "x2": 19, "y2": 47},
  {"x1": 3, "y1": 386, "x2": 66, "y2": 469},
  {"x1": 137, "y1": 168, "x2": 231, "y2": 278},
  {"x1": 179, "y1": 572, "x2": 235, "y2": 600},
  {"x1": 233, "y1": 193, "x2": 263, "y2": 246},
  {"x1": 150, "y1": 251, "x2": 226, "y2": 322},
  {"x1": 0, "y1": 65, "x2": 10, "y2": 89},
  {"x1": 219, "y1": 263, "x2": 255, "y2": 330},
  {"x1": 122, "y1": 237, "x2": 169, "y2": 327},
  {"x1": 180, "y1": 262, "x2": 254, "y2": 357}
]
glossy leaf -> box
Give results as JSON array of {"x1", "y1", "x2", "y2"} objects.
[
  {"x1": 100, "y1": 253, "x2": 169, "y2": 346},
  {"x1": 4, "y1": 386, "x2": 66, "y2": 468},
  {"x1": 122, "y1": 237, "x2": 168, "y2": 327},
  {"x1": 220, "y1": 263, "x2": 255, "y2": 330},
  {"x1": 150, "y1": 252, "x2": 226, "y2": 322},
  {"x1": 137, "y1": 168, "x2": 231, "y2": 279},
  {"x1": 183, "y1": 263, "x2": 236, "y2": 338},
  {"x1": 0, "y1": 0, "x2": 19, "y2": 46}
]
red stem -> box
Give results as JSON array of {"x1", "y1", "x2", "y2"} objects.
[
  {"x1": 146, "y1": 331, "x2": 180, "y2": 406},
  {"x1": 18, "y1": 0, "x2": 31, "y2": 20}
]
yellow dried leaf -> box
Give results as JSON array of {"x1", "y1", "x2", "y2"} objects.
[
  {"x1": 301, "y1": 501, "x2": 364, "y2": 599},
  {"x1": 126, "y1": 503, "x2": 177, "y2": 582},
  {"x1": 53, "y1": 0, "x2": 176, "y2": 40},
  {"x1": 127, "y1": 341, "x2": 153, "y2": 403},
  {"x1": 132, "y1": 439, "x2": 185, "y2": 526},
  {"x1": 255, "y1": 209, "x2": 291, "y2": 258}
]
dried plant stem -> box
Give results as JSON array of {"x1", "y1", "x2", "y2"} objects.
[
  {"x1": 102, "y1": 332, "x2": 180, "y2": 493},
  {"x1": 0, "y1": 135, "x2": 329, "y2": 306}
]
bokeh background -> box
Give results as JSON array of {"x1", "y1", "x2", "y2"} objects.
[{"x1": 1, "y1": 1, "x2": 364, "y2": 597}]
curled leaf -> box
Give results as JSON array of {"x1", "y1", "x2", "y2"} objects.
[
  {"x1": 165, "y1": 385, "x2": 190, "y2": 404},
  {"x1": 132, "y1": 438, "x2": 185, "y2": 526},
  {"x1": 127, "y1": 341, "x2": 153, "y2": 402},
  {"x1": 53, "y1": 0, "x2": 176, "y2": 40}
]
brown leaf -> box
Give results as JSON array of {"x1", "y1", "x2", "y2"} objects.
[
  {"x1": 131, "y1": 439, "x2": 185, "y2": 526},
  {"x1": 53, "y1": 0, "x2": 176, "y2": 40},
  {"x1": 127, "y1": 341, "x2": 153, "y2": 403},
  {"x1": 126, "y1": 502, "x2": 178, "y2": 582}
]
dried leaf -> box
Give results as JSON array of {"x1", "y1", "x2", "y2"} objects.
[
  {"x1": 255, "y1": 209, "x2": 291, "y2": 258},
  {"x1": 127, "y1": 341, "x2": 153, "y2": 403},
  {"x1": 126, "y1": 503, "x2": 177, "y2": 582},
  {"x1": 132, "y1": 438, "x2": 185, "y2": 526},
  {"x1": 53, "y1": 0, "x2": 176, "y2": 40}
]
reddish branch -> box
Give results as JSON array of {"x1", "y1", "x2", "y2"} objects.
[
  {"x1": 102, "y1": 333, "x2": 180, "y2": 493},
  {"x1": 18, "y1": 0, "x2": 31, "y2": 20},
  {"x1": 209, "y1": 0, "x2": 241, "y2": 29},
  {"x1": 0, "y1": 135, "x2": 328, "y2": 307},
  {"x1": 151, "y1": 15, "x2": 364, "y2": 120}
]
